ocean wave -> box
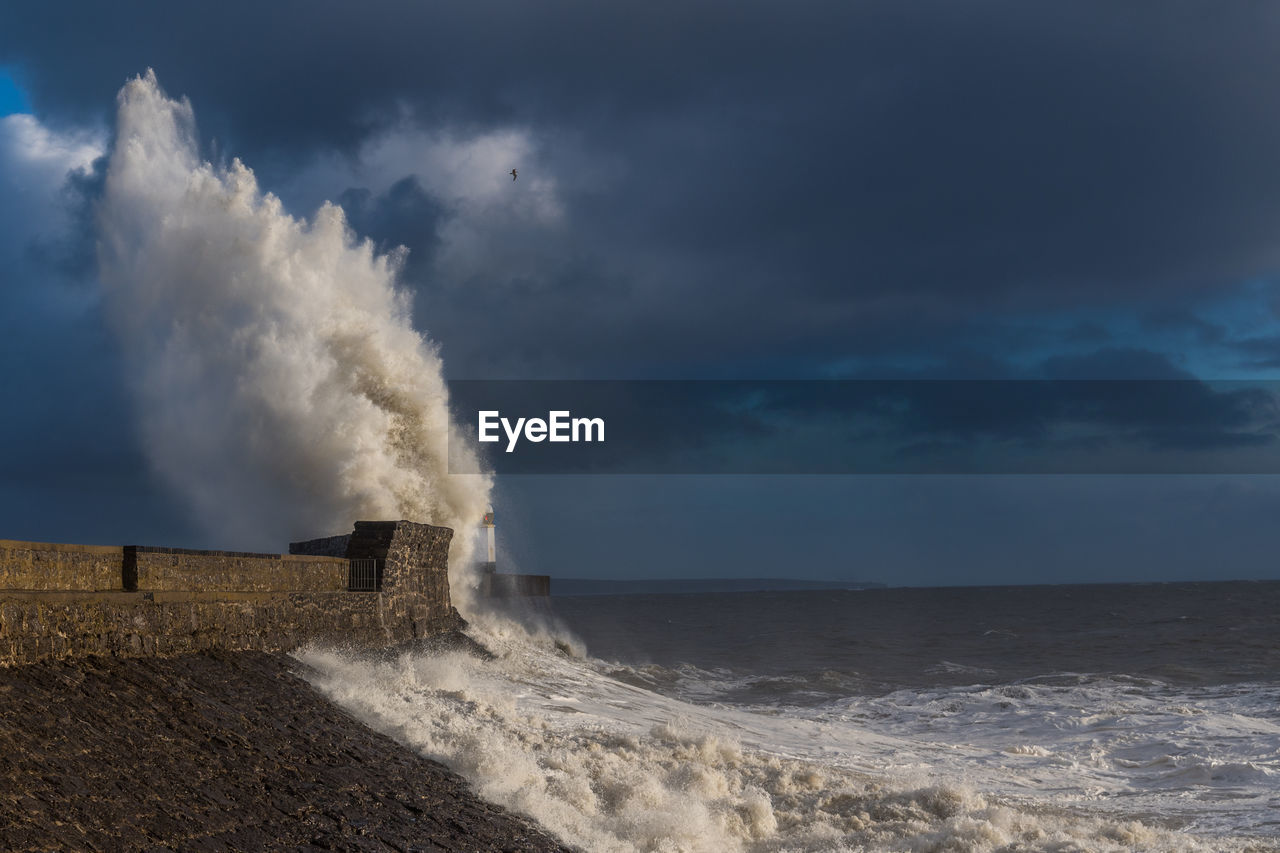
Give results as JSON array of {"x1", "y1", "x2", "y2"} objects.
[{"x1": 294, "y1": 622, "x2": 1279, "y2": 852}]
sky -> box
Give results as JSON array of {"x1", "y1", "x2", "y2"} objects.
[{"x1": 3, "y1": 2, "x2": 1280, "y2": 585}]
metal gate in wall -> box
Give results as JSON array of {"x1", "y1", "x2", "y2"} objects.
[{"x1": 348, "y1": 558, "x2": 383, "y2": 591}]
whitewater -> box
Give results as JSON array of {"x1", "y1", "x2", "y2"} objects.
[
  {"x1": 96, "y1": 70, "x2": 490, "y2": 584},
  {"x1": 296, "y1": 584, "x2": 1280, "y2": 853}
]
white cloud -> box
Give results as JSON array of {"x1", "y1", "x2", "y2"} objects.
[
  {"x1": 0, "y1": 113, "x2": 105, "y2": 317},
  {"x1": 0, "y1": 114, "x2": 101, "y2": 239},
  {"x1": 359, "y1": 124, "x2": 561, "y2": 220},
  {"x1": 278, "y1": 119, "x2": 567, "y2": 293}
]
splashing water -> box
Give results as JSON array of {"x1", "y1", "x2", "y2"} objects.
[
  {"x1": 296, "y1": 617, "x2": 1273, "y2": 853},
  {"x1": 96, "y1": 71, "x2": 490, "y2": 592}
]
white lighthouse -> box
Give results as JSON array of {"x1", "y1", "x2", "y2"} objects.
[
  {"x1": 476, "y1": 507, "x2": 550, "y2": 597},
  {"x1": 481, "y1": 508, "x2": 496, "y2": 573}
]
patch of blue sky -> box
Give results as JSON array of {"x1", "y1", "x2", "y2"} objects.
[{"x1": 0, "y1": 68, "x2": 32, "y2": 116}]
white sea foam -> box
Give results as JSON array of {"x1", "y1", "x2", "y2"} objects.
[
  {"x1": 96, "y1": 71, "x2": 490, "y2": 592},
  {"x1": 806, "y1": 678, "x2": 1280, "y2": 827},
  {"x1": 296, "y1": 619, "x2": 1278, "y2": 852}
]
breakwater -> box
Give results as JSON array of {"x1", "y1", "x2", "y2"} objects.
[{"x1": 0, "y1": 520, "x2": 461, "y2": 667}]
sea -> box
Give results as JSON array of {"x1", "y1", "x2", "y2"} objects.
[{"x1": 297, "y1": 581, "x2": 1280, "y2": 852}]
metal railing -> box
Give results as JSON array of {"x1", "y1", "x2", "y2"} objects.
[{"x1": 348, "y1": 558, "x2": 383, "y2": 591}]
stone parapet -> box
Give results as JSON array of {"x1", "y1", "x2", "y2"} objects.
[
  {"x1": 0, "y1": 540, "x2": 123, "y2": 592},
  {"x1": 354, "y1": 521, "x2": 457, "y2": 638},
  {"x1": 0, "y1": 519, "x2": 461, "y2": 667},
  {"x1": 288, "y1": 534, "x2": 352, "y2": 559},
  {"x1": 0, "y1": 590, "x2": 385, "y2": 666},
  {"x1": 125, "y1": 546, "x2": 347, "y2": 593}
]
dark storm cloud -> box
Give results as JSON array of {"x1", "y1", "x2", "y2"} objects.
[
  {"x1": 1141, "y1": 309, "x2": 1228, "y2": 348},
  {"x1": 448, "y1": 364, "x2": 1279, "y2": 474},
  {"x1": 6, "y1": 2, "x2": 1280, "y2": 377},
  {"x1": 757, "y1": 350, "x2": 1279, "y2": 460},
  {"x1": 0, "y1": 115, "x2": 197, "y2": 546},
  {"x1": 0, "y1": 261, "x2": 197, "y2": 546},
  {"x1": 1229, "y1": 335, "x2": 1280, "y2": 369},
  {"x1": 338, "y1": 177, "x2": 446, "y2": 281},
  {"x1": 1039, "y1": 348, "x2": 1194, "y2": 381},
  {"x1": 22, "y1": 155, "x2": 106, "y2": 285}
]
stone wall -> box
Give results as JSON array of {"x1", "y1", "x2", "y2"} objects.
[
  {"x1": 0, "y1": 591, "x2": 385, "y2": 665},
  {"x1": 0, "y1": 519, "x2": 461, "y2": 667},
  {"x1": 0, "y1": 540, "x2": 124, "y2": 592},
  {"x1": 126, "y1": 546, "x2": 347, "y2": 593},
  {"x1": 287, "y1": 534, "x2": 352, "y2": 559},
  {"x1": 348, "y1": 521, "x2": 457, "y2": 639}
]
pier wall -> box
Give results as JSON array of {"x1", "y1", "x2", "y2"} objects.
[
  {"x1": 0, "y1": 521, "x2": 459, "y2": 667},
  {"x1": 0, "y1": 540, "x2": 123, "y2": 592},
  {"x1": 125, "y1": 546, "x2": 347, "y2": 593}
]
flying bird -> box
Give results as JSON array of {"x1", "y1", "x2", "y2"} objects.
[{"x1": 509, "y1": 168, "x2": 518, "y2": 181}]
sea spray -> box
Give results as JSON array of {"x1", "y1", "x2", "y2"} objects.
[
  {"x1": 295, "y1": 622, "x2": 1255, "y2": 853},
  {"x1": 95, "y1": 71, "x2": 490, "y2": 596}
]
